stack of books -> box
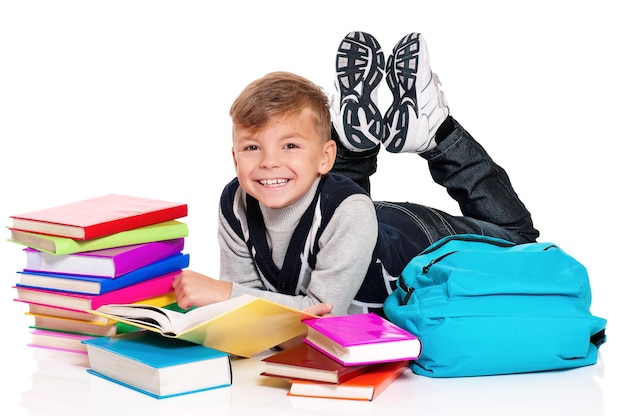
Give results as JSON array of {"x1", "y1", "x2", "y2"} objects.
[
  {"x1": 7, "y1": 194, "x2": 190, "y2": 354},
  {"x1": 261, "y1": 312, "x2": 421, "y2": 401}
]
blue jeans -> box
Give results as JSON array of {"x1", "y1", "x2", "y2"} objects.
[{"x1": 331, "y1": 116, "x2": 539, "y2": 247}]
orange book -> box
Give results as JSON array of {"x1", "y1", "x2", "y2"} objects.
[
  {"x1": 10, "y1": 194, "x2": 187, "y2": 240},
  {"x1": 287, "y1": 360, "x2": 409, "y2": 401}
]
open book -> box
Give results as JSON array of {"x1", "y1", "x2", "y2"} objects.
[{"x1": 91, "y1": 294, "x2": 317, "y2": 357}]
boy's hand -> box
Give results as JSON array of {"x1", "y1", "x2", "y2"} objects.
[
  {"x1": 304, "y1": 302, "x2": 333, "y2": 317},
  {"x1": 276, "y1": 302, "x2": 334, "y2": 350},
  {"x1": 172, "y1": 269, "x2": 233, "y2": 310}
]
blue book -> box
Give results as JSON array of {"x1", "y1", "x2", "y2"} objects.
[
  {"x1": 16, "y1": 253, "x2": 190, "y2": 295},
  {"x1": 83, "y1": 331, "x2": 232, "y2": 399}
]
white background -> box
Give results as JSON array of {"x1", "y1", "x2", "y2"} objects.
[{"x1": 1, "y1": 0, "x2": 624, "y2": 414}]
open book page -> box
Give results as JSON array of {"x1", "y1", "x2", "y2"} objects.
[
  {"x1": 93, "y1": 304, "x2": 183, "y2": 335},
  {"x1": 91, "y1": 294, "x2": 319, "y2": 357},
  {"x1": 93, "y1": 294, "x2": 258, "y2": 336}
]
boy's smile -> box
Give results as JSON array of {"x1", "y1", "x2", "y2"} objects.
[{"x1": 231, "y1": 111, "x2": 336, "y2": 209}]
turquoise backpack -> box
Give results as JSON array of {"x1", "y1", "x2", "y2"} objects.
[{"x1": 383, "y1": 234, "x2": 607, "y2": 378}]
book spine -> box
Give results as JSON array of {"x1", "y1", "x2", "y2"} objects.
[
  {"x1": 91, "y1": 271, "x2": 179, "y2": 309},
  {"x1": 53, "y1": 220, "x2": 188, "y2": 255},
  {"x1": 112, "y1": 238, "x2": 185, "y2": 276},
  {"x1": 82, "y1": 205, "x2": 188, "y2": 240},
  {"x1": 98, "y1": 253, "x2": 189, "y2": 293},
  {"x1": 15, "y1": 292, "x2": 177, "y2": 315},
  {"x1": 17, "y1": 253, "x2": 189, "y2": 295}
]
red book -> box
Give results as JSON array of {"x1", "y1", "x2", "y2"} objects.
[
  {"x1": 261, "y1": 342, "x2": 381, "y2": 384},
  {"x1": 287, "y1": 360, "x2": 409, "y2": 401},
  {"x1": 302, "y1": 313, "x2": 421, "y2": 366},
  {"x1": 10, "y1": 194, "x2": 187, "y2": 240},
  {"x1": 14, "y1": 271, "x2": 178, "y2": 312},
  {"x1": 23, "y1": 238, "x2": 185, "y2": 278}
]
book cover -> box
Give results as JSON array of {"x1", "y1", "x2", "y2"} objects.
[
  {"x1": 17, "y1": 252, "x2": 189, "y2": 295},
  {"x1": 15, "y1": 271, "x2": 178, "y2": 311},
  {"x1": 83, "y1": 331, "x2": 232, "y2": 399},
  {"x1": 302, "y1": 313, "x2": 421, "y2": 365},
  {"x1": 23, "y1": 238, "x2": 185, "y2": 277},
  {"x1": 10, "y1": 194, "x2": 188, "y2": 240},
  {"x1": 287, "y1": 360, "x2": 409, "y2": 401},
  {"x1": 90, "y1": 294, "x2": 318, "y2": 358},
  {"x1": 9, "y1": 220, "x2": 189, "y2": 255},
  {"x1": 261, "y1": 342, "x2": 381, "y2": 384}
]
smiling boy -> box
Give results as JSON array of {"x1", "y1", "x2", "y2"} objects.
[
  {"x1": 172, "y1": 32, "x2": 538, "y2": 317},
  {"x1": 231, "y1": 90, "x2": 336, "y2": 210},
  {"x1": 173, "y1": 71, "x2": 377, "y2": 316}
]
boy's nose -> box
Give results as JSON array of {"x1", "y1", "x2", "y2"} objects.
[
  {"x1": 260, "y1": 153, "x2": 280, "y2": 169},
  {"x1": 259, "y1": 151, "x2": 280, "y2": 168}
]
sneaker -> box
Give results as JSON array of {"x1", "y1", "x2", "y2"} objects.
[
  {"x1": 330, "y1": 31, "x2": 385, "y2": 152},
  {"x1": 382, "y1": 33, "x2": 449, "y2": 153}
]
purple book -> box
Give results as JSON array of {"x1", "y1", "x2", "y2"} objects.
[
  {"x1": 302, "y1": 312, "x2": 422, "y2": 366},
  {"x1": 23, "y1": 238, "x2": 184, "y2": 278}
]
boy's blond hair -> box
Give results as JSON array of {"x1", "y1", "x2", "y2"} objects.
[{"x1": 230, "y1": 71, "x2": 331, "y2": 141}]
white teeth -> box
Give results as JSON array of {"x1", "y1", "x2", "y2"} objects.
[{"x1": 259, "y1": 178, "x2": 288, "y2": 186}]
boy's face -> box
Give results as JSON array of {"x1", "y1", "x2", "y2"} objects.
[{"x1": 231, "y1": 111, "x2": 336, "y2": 209}]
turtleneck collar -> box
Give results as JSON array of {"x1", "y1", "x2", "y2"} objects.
[{"x1": 259, "y1": 176, "x2": 321, "y2": 232}]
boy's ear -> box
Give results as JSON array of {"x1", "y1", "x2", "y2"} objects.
[{"x1": 319, "y1": 139, "x2": 337, "y2": 175}]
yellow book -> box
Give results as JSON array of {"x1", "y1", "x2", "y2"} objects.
[
  {"x1": 90, "y1": 294, "x2": 317, "y2": 357},
  {"x1": 137, "y1": 291, "x2": 177, "y2": 308}
]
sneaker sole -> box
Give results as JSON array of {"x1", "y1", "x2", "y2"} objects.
[
  {"x1": 384, "y1": 33, "x2": 436, "y2": 153},
  {"x1": 334, "y1": 31, "x2": 385, "y2": 151},
  {"x1": 383, "y1": 32, "x2": 423, "y2": 153}
]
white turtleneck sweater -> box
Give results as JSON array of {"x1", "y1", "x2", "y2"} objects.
[{"x1": 218, "y1": 177, "x2": 378, "y2": 316}]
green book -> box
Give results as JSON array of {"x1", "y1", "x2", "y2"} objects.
[{"x1": 8, "y1": 220, "x2": 188, "y2": 255}]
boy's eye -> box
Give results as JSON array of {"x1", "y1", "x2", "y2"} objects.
[
  {"x1": 243, "y1": 145, "x2": 259, "y2": 151},
  {"x1": 284, "y1": 143, "x2": 299, "y2": 149}
]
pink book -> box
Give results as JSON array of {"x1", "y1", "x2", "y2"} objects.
[
  {"x1": 14, "y1": 271, "x2": 178, "y2": 312},
  {"x1": 23, "y1": 238, "x2": 185, "y2": 278},
  {"x1": 28, "y1": 329, "x2": 94, "y2": 354},
  {"x1": 302, "y1": 313, "x2": 422, "y2": 366}
]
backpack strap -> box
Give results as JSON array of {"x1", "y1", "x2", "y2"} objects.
[{"x1": 219, "y1": 177, "x2": 245, "y2": 241}]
